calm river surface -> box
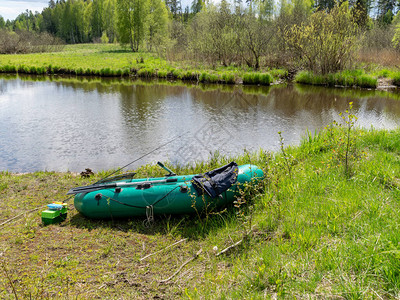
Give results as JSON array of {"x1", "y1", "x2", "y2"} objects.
[{"x1": 1, "y1": 74, "x2": 400, "y2": 172}]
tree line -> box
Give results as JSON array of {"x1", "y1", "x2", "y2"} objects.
[{"x1": 0, "y1": 0, "x2": 400, "y2": 74}]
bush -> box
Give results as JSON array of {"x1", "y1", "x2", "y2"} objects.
[
  {"x1": 137, "y1": 68, "x2": 155, "y2": 77},
  {"x1": 222, "y1": 72, "x2": 235, "y2": 84},
  {"x1": 285, "y1": 2, "x2": 359, "y2": 74},
  {"x1": 157, "y1": 70, "x2": 168, "y2": 78},
  {"x1": 243, "y1": 72, "x2": 273, "y2": 85},
  {"x1": 0, "y1": 29, "x2": 64, "y2": 54},
  {"x1": 0, "y1": 65, "x2": 16, "y2": 73},
  {"x1": 356, "y1": 75, "x2": 377, "y2": 88},
  {"x1": 295, "y1": 70, "x2": 377, "y2": 88}
]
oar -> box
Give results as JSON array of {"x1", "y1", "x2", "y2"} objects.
[
  {"x1": 157, "y1": 162, "x2": 176, "y2": 176},
  {"x1": 67, "y1": 177, "x2": 180, "y2": 195}
]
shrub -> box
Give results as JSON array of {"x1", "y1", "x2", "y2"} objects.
[
  {"x1": 356, "y1": 75, "x2": 377, "y2": 88},
  {"x1": 285, "y1": 2, "x2": 359, "y2": 74},
  {"x1": 0, "y1": 65, "x2": 16, "y2": 73},
  {"x1": 222, "y1": 73, "x2": 235, "y2": 84},
  {"x1": 243, "y1": 72, "x2": 273, "y2": 85},
  {"x1": 157, "y1": 70, "x2": 168, "y2": 78},
  {"x1": 0, "y1": 29, "x2": 64, "y2": 54},
  {"x1": 137, "y1": 68, "x2": 155, "y2": 77},
  {"x1": 391, "y1": 72, "x2": 400, "y2": 86},
  {"x1": 259, "y1": 73, "x2": 273, "y2": 85}
]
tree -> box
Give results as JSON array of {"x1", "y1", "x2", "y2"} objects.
[
  {"x1": 191, "y1": 0, "x2": 203, "y2": 14},
  {"x1": 235, "y1": 13, "x2": 274, "y2": 69},
  {"x1": 147, "y1": 0, "x2": 169, "y2": 50},
  {"x1": 91, "y1": 0, "x2": 104, "y2": 39},
  {"x1": 189, "y1": 1, "x2": 238, "y2": 66},
  {"x1": 0, "y1": 16, "x2": 5, "y2": 29},
  {"x1": 285, "y1": 1, "x2": 359, "y2": 74},
  {"x1": 314, "y1": 0, "x2": 335, "y2": 11},
  {"x1": 117, "y1": 0, "x2": 149, "y2": 51},
  {"x1": 376, "y1": 0, "x2": 397, "y2": 24},
  {"x1": 165, "y1": 0, "x2": 182, "y2": 19},
  {"x1": 103, "y1": 0, "x2": 117, "y2": 43},
  {"x1": 352, "y1": 0, "x2": 370, "y2": 28}
]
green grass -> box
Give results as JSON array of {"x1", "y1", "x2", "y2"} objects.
[
  {"x1": 0, "y1": 44, "x2": 277, "y2": 87},
  {"x1": 295, "y1": 70, "x2": 378, "y2": 88},
  {"x1": 1, "y1": 124, "x2": 400, "y2": 298},
  {"x1": 242, "y1": 72, "x2": 273, "y2": 85}
]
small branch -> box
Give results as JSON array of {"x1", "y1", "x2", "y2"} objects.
[
  {"x1": 0, "y1": 206, "x2": 45, "y2": 227},
  {"x1": 159, "y1": 249, "x2": 202, "y2": 283},
  {"x1": 140, "y1": 238, "x2": 187, "y2": 262},
  {"x1": 1, "y1": 258, "x2": 19, "y2": 300},
  {"x1": 216, "y1": 239, "x2": 243, "y2": 256}
]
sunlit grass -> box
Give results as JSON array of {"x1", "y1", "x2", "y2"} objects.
[
  {"x1": 1, "y1": 125, "x2": 400, "y2": 298},
  {"x1": 0, "y1": 44, "x2": 278, "y2": 86},
  {"x1": 295, "y1": 70, "x2": 378, "y2": 88}
]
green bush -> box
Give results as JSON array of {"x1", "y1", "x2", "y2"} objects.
[
  {"x1": 157, "y1": 70, "x2": 168, "y2": 78},
  {"x1": 0, "y1": 65, "x2": 16, "y2": 73},
  {"x1": 269, "y1": 69, "x2": 288, "y2": 79},
  {"x1": 242, "y1": 72, "x2": 272, "y2": 85},
  {"x1": 391, "y1": 72, "x2": 400, "y2": 86},
  {"x1": 259, "y1": 73, "x2": 273, "y2": 85},
  {"x1": 356, "y1": 75, "x2": 377, "y2": 88},
  {"x1": 137, "y1": 68, "x2": 155, "y2": 77},
  {"x1": 296, "y1": 70, "x2": 377, "y2": 88},
  {"x1": 222, "y1": 72, "x2": 235, "y2": 84}
]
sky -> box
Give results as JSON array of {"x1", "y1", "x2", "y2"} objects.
[
  {"x1": 0, "y1": 0, "x2": 195, "y2": 21},
  {"x1": 0, "y1": 0, "x2": 49, "y2": 21}
]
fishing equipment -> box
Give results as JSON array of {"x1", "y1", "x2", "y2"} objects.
[
  {"x1": 71, "y1": 163, "x2": 263, "y2": 219},
  {"x1": 41, "y1": 202, "x2": 68, "y2": 225}
]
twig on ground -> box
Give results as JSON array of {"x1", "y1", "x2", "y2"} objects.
[
  {"x1": 140, "y1": 238, "x2": 187, "y2": 261},
  {"x1": 216, "y1": 239, "x2": 243, "y2": 256},
  {"x1": 1, "y1": 257, "x2": 19, "y2": 300},
  {"x1": 159, "y1": 249, "x2": 202, "y2": 283},
  {"x1": 0, "y1": 206, "x2": 45, "y2": 227}
]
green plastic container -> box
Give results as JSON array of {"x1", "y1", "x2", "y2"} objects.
[
  {"x1": 41, "y1": 203, "x2": 68, "y2": 225},
  {"x1": 74, "y1": 164, "x2": 264, "y2": 219}
]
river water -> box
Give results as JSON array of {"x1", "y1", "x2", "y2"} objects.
[{"x1": 1, "y1": 74, "x2": 399, "y2": 172}]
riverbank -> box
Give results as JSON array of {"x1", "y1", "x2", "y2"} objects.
[
  {"x1": 0, "y1": 44, "x2": 279, "y2": 86},
  {"x1": 1, "y1": 125, "x2": 400, "y2": 298},
  {"x1": 1, "y1": 44, "x2": 399, "y2": 89}
]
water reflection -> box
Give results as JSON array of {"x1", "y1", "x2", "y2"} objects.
[{"x1": 0, "y1": 75, "x2": 399, "y2": 172}]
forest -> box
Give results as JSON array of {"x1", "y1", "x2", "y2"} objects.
[{"x1": 0, "y1": 0, "x2": 400, "y2": 75}]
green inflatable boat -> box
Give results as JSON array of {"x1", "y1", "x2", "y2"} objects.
[{"x1": 68, "y1": 162, "x2": 263, "y2": 219}]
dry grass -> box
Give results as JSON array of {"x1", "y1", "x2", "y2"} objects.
[{"x1": 357, "y1": 48, "x2": 400, "y2": 68}]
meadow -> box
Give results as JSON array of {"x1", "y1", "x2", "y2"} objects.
[
  {"x1": 3, "y1": 43, "x2": 400, "y2": 89},
  {"x1": 1, "y1": 114, "x2": 400, "y2": 298},
  {"x1": 0, "y1": 44, "x2": 277, "y2": 86}
]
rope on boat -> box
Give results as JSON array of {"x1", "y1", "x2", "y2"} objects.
[
  {"x1": 145, "y1": 205, "x2": 154, "y2": 227},
  {"x1": 98, "y1": 185, "x2": 181, "y2": 209},
  {"x1": 97, "y1": 185, "x2": 183, "y2": 226}
]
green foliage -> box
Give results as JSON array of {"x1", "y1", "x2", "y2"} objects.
[
  {"x1": 295, "y1": 70, "x2": 377, "y2": 88},
  {"x1": 392, "y1": 12, "x2": 400, "y2": 49},
  {"x1": 116, "y1": 0, "x2": 168, "y2": 52},
  {"x1": 391, "y1": 72, "x2": 400, "y2": 86},
  {"x1": 285, "y1": 2, "x2": 359, "y2": 74},
  {"x1": 137, "y1": 67, "x2": 155, "y2": 77},
  {"x1": 100, "y1": 31, "x2": 109, "y2": 44},
  {"x1": 242, "y1": 72, "x2": 273, "y2": 85},
  {"x1": 2, "y1": 127, "x2": 400, "y2": 297},
  {"x1": 221, "y1": 72, "x2": 235, "y2": 84}
]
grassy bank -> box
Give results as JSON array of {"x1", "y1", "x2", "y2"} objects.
[
  {"x1": 1, "y1": 120, "x2": 400, "y2": 298},
  {"x1": 295, "y1": 70, "x2": 379, "y2": 88},
  {"x1": 0, "y1": 44, "x2": 278, "y2": 86},
  {"x1": 3, "y1": 44, "x2": 400, "y2": 89}
]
